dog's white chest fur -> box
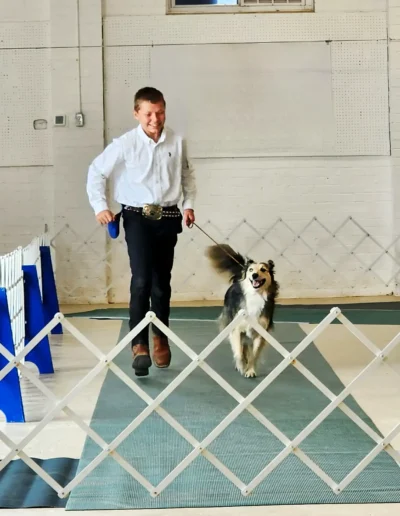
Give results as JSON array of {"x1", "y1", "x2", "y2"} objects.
[
  {"x1": 245, "y1": 290, "x2": 265, "y2": 319},
  {"x1": 242, "y1": 280, "x2": 266, "y2": 317},
  {"x1": 238, "y1": 281, "x2": 268, "y2": 337}
]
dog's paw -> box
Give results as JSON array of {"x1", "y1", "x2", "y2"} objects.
[{"x1": 245, "y1": 368, "x2": 257, "y2": 378}]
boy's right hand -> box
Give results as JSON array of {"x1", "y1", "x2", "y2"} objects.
[{"x1": 96, "y1": 210, "x2": 115, "y2": 225}]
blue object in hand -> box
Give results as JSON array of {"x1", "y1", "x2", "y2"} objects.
[{"x1": 107, "y1": 211, "x2": 122, "y2": 239}]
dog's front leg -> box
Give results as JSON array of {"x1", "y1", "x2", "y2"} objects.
[
  {"x1": 229, "y1": 328, "x2": 246, "y2": 375},
  {"x1": 245, "y1": 336, "x2": 266, "y2": 378}
]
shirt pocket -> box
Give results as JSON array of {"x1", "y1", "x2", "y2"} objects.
[{"x1": 125, "y1": 150, "x2": 149, "y2": 181}]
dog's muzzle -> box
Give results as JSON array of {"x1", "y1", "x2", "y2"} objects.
[{"x1": 250, "y1": 278, "x2": 266, "y2": 289}]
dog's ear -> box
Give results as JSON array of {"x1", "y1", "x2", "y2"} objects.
[{"x1": 267, "y1": 260, "x2": 275, "y2": 272}]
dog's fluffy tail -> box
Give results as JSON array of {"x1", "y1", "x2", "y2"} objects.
[{"x1": 205, "y1": 244, "x2": 246, "y2": 282}]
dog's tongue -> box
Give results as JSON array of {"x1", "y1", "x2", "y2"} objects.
[{"x1": 252, "y1": 280, "x2": 261, "y2": 288}]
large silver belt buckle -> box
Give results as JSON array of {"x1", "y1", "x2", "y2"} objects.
[{"x1": 143, "y1": 204, "x2": 163, "y2": 220}]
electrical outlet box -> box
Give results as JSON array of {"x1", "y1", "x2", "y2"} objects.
[{"x1": 54, "y1": 115, "x2": 66, "y2": 127}]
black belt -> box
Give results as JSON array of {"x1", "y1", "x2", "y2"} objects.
[{"x1": 123, "y1": 204, "x2": 180, "y2": 220}]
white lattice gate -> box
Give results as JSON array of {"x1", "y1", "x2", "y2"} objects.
[
  {"x1": 49, "y1": 216, "x2": 400, "y2": 305},
  {"x1": 1, "y1": 307, "x2": 400, "y2": 499}
]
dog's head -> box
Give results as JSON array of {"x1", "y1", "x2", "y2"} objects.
[{"x1": 244, "y1": 259, "x2": 276, "y2": 292}]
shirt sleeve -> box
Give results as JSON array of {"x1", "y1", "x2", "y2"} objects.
[
  {"x1": 86, "y1": 138, "x2": 124, "y2": 215},
  {"x1": 181, "y1": 139, "x2": 196, "y2": 211}
]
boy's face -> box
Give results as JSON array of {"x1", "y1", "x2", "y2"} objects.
[{"x1": 134, "y1": 100, "x2": 166, "y2": 139}]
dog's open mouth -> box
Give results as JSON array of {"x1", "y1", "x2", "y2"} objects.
[{"x1": 250, "y1": 278, "x2": 266, "y2": 289}]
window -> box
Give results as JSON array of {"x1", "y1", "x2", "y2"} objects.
[{"x1": 169, "y1": 0, "x2": 314, "y2": 14}]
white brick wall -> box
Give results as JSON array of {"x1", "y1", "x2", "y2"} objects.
[
  {"x1": 315, "y1": 0, "x2": 386, "y2": 12},
  {"x1": 0, "y1": 1, "x2": 53, "y2": 255},
  {"x1": 0, "y1": 0, "x2": 49, "y2": 21},
  {"x1": 0, "y1": 166, "x2": 53, "y2": 254},
  {"x1": 1, "y1": 0, "x2": 400, "y2": 302},
  {"x1": 191, "y1": 158, "x2": 392, "y2": 227}
]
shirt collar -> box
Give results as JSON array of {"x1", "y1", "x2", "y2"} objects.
[{"x1": 137, "y1": 124, "x2": 167, "y2": 145}]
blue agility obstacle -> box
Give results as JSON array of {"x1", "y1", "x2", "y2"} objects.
[
  {"x1": 0, "y1": 288, "x2": 25, "y2": 423},
  {"x1": 40, "y1": 246, "x2": 63, "y2": 335},
  {"x1": 0, "y1": 236, "x2": 61, "y2": 423}
]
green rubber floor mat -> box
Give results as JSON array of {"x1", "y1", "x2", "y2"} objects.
[
  {"x1": 66, "y1": 321, "x2": 400, "y2": 510},
  {"x1": 66, "y1": 305, "x2": 400, "y2": 325}
]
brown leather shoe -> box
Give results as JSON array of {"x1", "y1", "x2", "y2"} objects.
[
  {"x1": 132, "y1": 343, "x2": 152, "y2": 376},
  {"x1": 152, "y1": 335, "x2": 171, "y2": 368}
]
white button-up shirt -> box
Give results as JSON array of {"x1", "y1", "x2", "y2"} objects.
[{"x1": 87, "y1": 125, "x2": 196, "y2": 215}]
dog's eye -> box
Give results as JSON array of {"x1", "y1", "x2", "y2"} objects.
[
  {"x1": 260, "y1": 268, "x2": 266, "y2": 273},
  {"x1": 249, "y1": 268, "x2": 253, "y2": 272}
]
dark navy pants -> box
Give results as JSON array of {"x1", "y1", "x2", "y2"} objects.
[{"x1": 122, "y1": 209, "x2": 182, "y2": 347}]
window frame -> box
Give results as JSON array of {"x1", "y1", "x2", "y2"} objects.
[{"x1": 168, "y1": 0, "x2": 314, "y2": 15}]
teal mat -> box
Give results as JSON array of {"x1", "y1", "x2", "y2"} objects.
[
  {"x1": 66, "y1": 321, "x2": 400, "y2": 510},
  {"x1": 0, "y1": 458, "x2": 78, "y2": 508},
  {"x1": 66, "y1": 305, "x2": 400, "y2": 325}
]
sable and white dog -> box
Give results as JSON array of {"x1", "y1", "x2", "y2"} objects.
[{"x1": 206, "y1": 244, "x2": 279, "y2": 378}]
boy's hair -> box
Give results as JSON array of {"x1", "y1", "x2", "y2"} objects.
[{"x1": 134, "y1": 87, "x2": 166, "y2": 111}]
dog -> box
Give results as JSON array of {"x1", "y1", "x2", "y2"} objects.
[{"x1": 206, "y1": 244, "x2": 279, "y2": 378}]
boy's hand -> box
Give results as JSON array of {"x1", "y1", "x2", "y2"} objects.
[
  {"x1": 183, "y1": 209, "x2": 195, "y2": 228},
  {"x1": 96, "y1": 210, "x2": 115, "y2": 225}
]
